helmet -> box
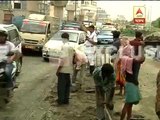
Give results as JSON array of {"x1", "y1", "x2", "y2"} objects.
[{"x1": 0, "y1": 30, "x2": 8, "y2": 37}]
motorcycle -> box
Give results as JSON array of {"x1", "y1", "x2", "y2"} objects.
[{"x1": 0, "y1": 54, "x2": 18, "y2": 105}]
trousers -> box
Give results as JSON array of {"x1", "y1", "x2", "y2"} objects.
[
  {"x1": 5, "y1": 63, "x2": 14, "y2": 89},
  {"x1": 57, "y1": 73, "x2": 71, "y2": 104}
]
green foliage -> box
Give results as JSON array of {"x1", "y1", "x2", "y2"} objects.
[
  {"x1": 121, "y1": 28, "x2": 135, "y2": 37},
  {"x1": 121, "y1": 28, "x2": 153, "y2": 37},
  {"x1": 152, "y1": 17, "x2": 160, "y2": 28}
]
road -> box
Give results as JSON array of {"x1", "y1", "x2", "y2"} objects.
[
  {"x1": 0, "y1": 52, "x2": 55, "y2": 120},
  {"x1": 0, "y1": 50, "x2": 159, "y2": 120}
]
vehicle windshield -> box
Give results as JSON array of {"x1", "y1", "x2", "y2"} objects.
[
  {"x1": 21, "y1": 21, "x2": 47, "y2": 34},
  {"x1": 99, "y1": 30, "x2": 113, "y2": 36},
  {"x1": 51, "y1": 31, "x2": 79, "y2": 42}
]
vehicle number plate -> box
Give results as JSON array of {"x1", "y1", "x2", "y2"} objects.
[
  {"x1": 25, "y1": 45, "x2": 34, "y2": 49},
  {"x1": 49, "y1": 51, "x2": 61, "y2": 57}
]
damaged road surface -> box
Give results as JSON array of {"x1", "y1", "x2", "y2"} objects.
[
  {"x1": 43, "y1": 59, "x2": 160, "y2": 120},
  {"x1": 0, "y1": 55, "x2": 55, "y2": 120}
]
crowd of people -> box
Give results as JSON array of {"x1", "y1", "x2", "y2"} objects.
[
  {"x1": 0, "y1": 22, "x2": 159, "y2": 119},
  {"x1": 54, "y1": 24, "x2": 160, "y2": 120}
]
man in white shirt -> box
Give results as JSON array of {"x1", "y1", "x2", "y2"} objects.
[
  {"x1": 0, "y1": 30, "x2": 18, "y2": 90},
  {"x1": 56, "y1": 32, "x2": 75, "y2": 105},
  {"x1": 84, "y1": 25, "x2": 97, "y2": 75}
]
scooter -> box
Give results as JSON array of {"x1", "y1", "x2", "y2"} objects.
[{"x1": 0, "y1": 57, "x2": 17, "y2": 106}]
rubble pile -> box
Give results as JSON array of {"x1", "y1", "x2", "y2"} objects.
[{"x1": 145, "y1": 32, "x2": 160, "y2": 42}]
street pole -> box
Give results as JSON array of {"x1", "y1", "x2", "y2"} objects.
[
  {"x1": 74, "y1": 0, "x2": 77, "y2": 21},
  {"x1": 44, "y1": 0, "x2": 46, "y2": 15},
  {"x1": 150, "y1": 6, "x2": 152, "y2": 31}
]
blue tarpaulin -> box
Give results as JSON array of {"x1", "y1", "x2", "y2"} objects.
[{"x1": 12, "y1": 16, "x2": 25, "y2": 30}]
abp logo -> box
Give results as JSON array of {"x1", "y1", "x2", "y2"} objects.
[{"x1": 133, "y1": 6, "x2": 146, "y2": 18}]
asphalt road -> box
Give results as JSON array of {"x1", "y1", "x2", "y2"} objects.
[{"x1": 0, "y1": 51, "x2": 56, "y2": 120}]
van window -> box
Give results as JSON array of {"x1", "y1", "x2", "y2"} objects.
[{"x1": 21, "y1": 21, "x2": 47, "y2": 34}]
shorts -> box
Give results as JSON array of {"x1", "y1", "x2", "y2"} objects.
[{"x1": 125, "y1": 82, "x2": 141, "y2": 104}]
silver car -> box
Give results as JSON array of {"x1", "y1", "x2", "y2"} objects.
[{"x1": 97, "y1": 30, "x2": 113, "y2": 44}]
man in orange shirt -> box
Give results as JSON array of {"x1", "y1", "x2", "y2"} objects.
[{"x1": 72, "y1": 49, "x2": 88, "y2": 91}]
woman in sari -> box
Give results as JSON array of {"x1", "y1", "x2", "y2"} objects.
[
  {"x1": 115, "y1": 59, "x2": 126, "y2": 95},
  {"x1": 114, "y1": 38, "x2": 128, "y2": 96}
]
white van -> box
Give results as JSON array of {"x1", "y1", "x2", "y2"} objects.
[{"x1": 20, "y1": 14, "x2": 60, "y2": 52}]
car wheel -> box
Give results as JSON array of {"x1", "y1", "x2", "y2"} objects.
[
  {"x1": 43, "y1": 57, "x2": 49, "y2": 62},
  {"x1": 16, "y1": 58, "x2": 22, "y2": 76}
]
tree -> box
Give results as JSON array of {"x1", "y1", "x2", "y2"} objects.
[
  {"x1": 115, "y1": 15, "x2": 126, "y2": 24},
  {"x1": 152, "y1": 17, "x2": 160, "y2": 28}
]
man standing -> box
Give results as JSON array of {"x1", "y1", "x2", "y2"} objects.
[
  {"x1": 84, "y1": 25, "x2": 97, "y2": 75},
  {"x1": 56, "y1": 32, "x2": 75, "y2": 105},
  {"x1": 129, "y1": 31, "x2": 145, "y2": 83},
  {"x1": 112, "y1": 30, "x2": 121, "y2": 54}
]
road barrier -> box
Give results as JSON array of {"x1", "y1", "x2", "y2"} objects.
[{"x1": 95, "y1": 45, "x2": 113, "y2": 67}]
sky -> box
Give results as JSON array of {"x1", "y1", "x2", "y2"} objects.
[{"x1": 97, "y1": 1, "x2": 160, "y2": 21}]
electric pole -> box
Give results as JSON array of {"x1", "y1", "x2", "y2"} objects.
[{"x1": 74, "y1": 0, "x2": 77, "y2": 21}]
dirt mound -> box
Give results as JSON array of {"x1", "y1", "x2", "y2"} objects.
[
  {"x1": 64, "y1": 106, "x2": 96, "y2": 120},
  {"x1": 145, "y1": 32, "x2": 160, "y2": 42}
]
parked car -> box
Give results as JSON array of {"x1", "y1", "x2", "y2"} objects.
[
  {"x1": 62, "y1": 24, "x2": 81, "y2": 30},
  {"x1": 0, "y1": 24, "x2": 23, "y2": 75},
  {"x1": 82, "y1": 20, "x2": 93, "y2": 27},
  {"x1": 42, "y1": 30, "x2": 86, "y2": 61},
  {"x1": 97, "y1": 30, "x2": 113, "y2": 44},
  {"x1": 101, "y1": 24, "x2": 117, "y2": 31},
  {"x1": 61, "y1": 22, "x2": 81, "y2": 30}
]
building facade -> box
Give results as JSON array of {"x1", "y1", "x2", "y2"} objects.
[
  {"x1": 96, "y1": 7, "x2": 108, "y2": 23},
  {"x1": 65, "y1": 0, "x2": 97, "y2": 22},
  {"x1": 0, "y1": 1, "x2": 50, "y2": 23}
]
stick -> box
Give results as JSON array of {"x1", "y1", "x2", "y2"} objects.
[{"x1": 104, "y1": 94, "x2": 113, "y2": 120}]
